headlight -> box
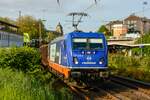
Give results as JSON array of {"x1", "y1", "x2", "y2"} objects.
[
  {"x1": 81, "y1": 51, "x2": 85, "y2": 55},
  {"x1": 93, "y1": 51, "x2": 96, "y2": 54},
  {"x1": 99, "y1": 57, "x2": 104, "y2": 64},
  {"x1": 73, "y1": 57, "x2": 79, "y2": 64}
]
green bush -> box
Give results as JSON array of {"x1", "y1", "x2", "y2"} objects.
[
  {"x1": 0, "y1": 47, "x2": 73, "y2": 99},
  {"x1": 0, "y1": 47, "x2": 50, "y2": 82},
  {"x1": 0, "y1": 47, "x2": 41, "y2": 72}
]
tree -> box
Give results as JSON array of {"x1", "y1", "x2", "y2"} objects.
[
  {"x1": 16, "y1": 16, "x2": 47, "y2": 39},
  {"x1": 133, "y1": 32, "x2": 150, "y2": 56},
  {"x1": 97, "y1": 25, "x2": 109, "y2": 35}
]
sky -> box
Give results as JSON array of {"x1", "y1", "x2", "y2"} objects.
[{"x1": 0, "y1": 0, "x2": 150, "y2": 33}]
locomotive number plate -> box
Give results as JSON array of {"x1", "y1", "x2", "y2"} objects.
[{"x1": 82, "y1": 62, "x2": 96, "y2": 64}]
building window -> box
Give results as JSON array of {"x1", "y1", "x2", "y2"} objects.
[{"x1": 128, "y1": 21, "x2": 130, "y2": 25}]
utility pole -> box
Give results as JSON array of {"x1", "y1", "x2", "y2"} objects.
[
  {"x1": 142, "y1": 1, "x2": 147, "y2": 35},
  {"x1": 39, "y1": 19, "x2": 46, "y2": 47},
  {"x1": 140, "y1": 1, "x2": 148, "y2": 57},
  {"x1": 18, "y1": 11, "x2": 21, "y2": 32},
  {"x1": 39, "y1": 21, "x2": 42, "y2": 47},
  {"x1": 18, "y1": 10, "x2": 22, "y2": 27},
  {"x1": 19, "y1": 11, "x2": 21, "y2": 19},
  {"x1": 38, "y1": 9, "x2": 47, "y2": 47}
]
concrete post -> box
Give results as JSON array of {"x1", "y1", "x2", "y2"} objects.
[{"x1": 128, "y1": 49, "x2": 132, "y2": 56}]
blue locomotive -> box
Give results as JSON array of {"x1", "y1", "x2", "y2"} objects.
[{"x1": 42, "y1": 31, "x2": 108, "y2": 79}]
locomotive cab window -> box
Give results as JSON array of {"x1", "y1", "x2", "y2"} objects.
[
  {"x1": 73, "y1": 38, "x2": 87, "y2": 50},
  {"x1": 72, "y1": 38, "x2": 103, "y2": 50},
  {"x1": 89, "y1": 39, "x2": 103, "y2": 50}
]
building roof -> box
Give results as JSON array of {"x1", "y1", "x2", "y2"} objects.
[
  {"x1": 141, "y1": 17, "x2": 150, "y2": 22},
  {"x1": 106, "y1": 20, "x2": 123, "y2": 26},
  {"x1": 0, "y1": 20, "x2": 19, "y2": 28},
  {"x1": 125, "y1": 15, "x2": 150, "y2": 23},
  {"x1": 124, "y1": 15, "x2": 141, "y2": 21},
  {"x1": 50, "y1": 36, "x2": 64, "y2": 43}
]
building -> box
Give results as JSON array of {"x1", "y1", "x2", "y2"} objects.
[
  {"x1": 124, "y1": 14, "x2": 142, "y2": 34},
  {"x1": 112, "y1": 22, "x2": 127, "y2": 37},
  {"x1": 106, "y1": 20, "x2": 127, "y2": 37},
  {"x1": 56, "y1": 22, "x2": 63, "y2": 35},
  {"x1": 47, "y1": 22, "x2": 64, "y2": 41},
  {"x1": 105, "y1": 14, "x2": 150, "y2": 39},
  {"x1": 105, "y1": 21, "x2": 114, "y2": 33},
  {"x1": 142, "y1": 17, "x2": 150, "y2": 34},
  {"x1": 124, "y1": 14, "x2": 150, "y2": 34},
  {"x1": 0, "y1": 20, "x2": 19, "y2": 33}
]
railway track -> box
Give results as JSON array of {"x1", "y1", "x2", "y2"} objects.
[
  {"x1": 110, "y1": 76, "x2": 150, "y2": 96},
  {"x1": 42, "y1": 64, "x2": 150, "y2": 100},
  {"x1": 48, "y1": 72, "x2": 150, "y2": 100},
  {"x1": 55, "y1": 78, "x2": 121, "y2": 100},
  {"x1": 99, "y1": 81, "x2": 150, "y2": 100},
  {"x1": 42, "y1": 63, "x2": 150, "y2": 99},
  {"x1": 65, "y1": 76, "x2": 150, "y2": 100},
  {"x1": 65, "y1": 81, "x2": 124, "y2": 99},
  {"x1": 67, "y1": 82, "x2": 121, "y2": 100}
]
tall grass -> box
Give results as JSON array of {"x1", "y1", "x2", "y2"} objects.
[
  {"x1": 109, "y1": 32, "x2": 150, "y2": 82},
  {"x1": 109, "y1": 54, "x2": 150, "y2": 82},
  {"x1": 0, "y1": 68, "x2": 72, "y2": 100}
]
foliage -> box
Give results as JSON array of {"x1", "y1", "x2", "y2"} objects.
[
  {"x1": 109, "y1": 54, "x2": 150, "y2": 82},
  {"x1": 0, "y1": 16, "x2": 47, "y2": 39},
  {"x1": 47, "y1": 32, "x2": 59, "y2": 42},
  {"x1": 0, "y1": 68, "x2": 72, "y2": 100},
  {"x1": 0, "y1": 47, "x2": 73, "y2": 99},
  {"x1": 133, "y1": 32, "x2": 150, "y2": 56},
  {"x1": 0, "y1": 16, "x2": 59, "y2": 42},
  {"x1": 97, "y1": 25, "x2": 110, "y2": 35},
  {"x1": 0, "y1": 47, "x2": 40, "y2": 72},
  {"x1": 109, "y1": 32, "x2": 150, "y2": 82},
  {"x1": 0, "y1": 47, "x2": 52, "y2": 82},
  {"x1": 16, "y1": 16, "x2": 47, "y2": 39}
]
